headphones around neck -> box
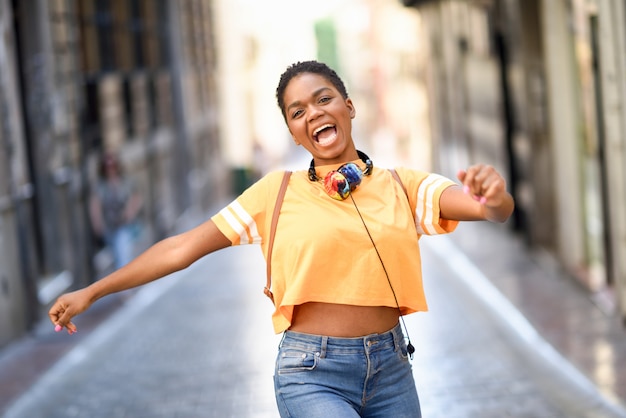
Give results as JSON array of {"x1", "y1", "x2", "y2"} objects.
[{"x1": 308, "y1": 150, "x2": 373, "y2": 200}]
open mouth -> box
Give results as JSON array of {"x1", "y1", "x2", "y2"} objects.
[{"x1": 313, "y1": 124, "x2": 337, "y2": 146}]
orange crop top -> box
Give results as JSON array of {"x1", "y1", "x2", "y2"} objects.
[{"x1": 211, "y1": 163, "x2": 458, "y2": 333}]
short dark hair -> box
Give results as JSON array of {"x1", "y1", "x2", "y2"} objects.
[
  {"x1": 276, "y1": 61, "x2": 349, "y2": 121},
  {"x1": 99, "y1": 153, "x2": 123, "y2": 177}
]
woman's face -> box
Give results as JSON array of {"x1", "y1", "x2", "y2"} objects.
[{"x1": 282, "y1": 72, "x2": 357, "y2": 165}]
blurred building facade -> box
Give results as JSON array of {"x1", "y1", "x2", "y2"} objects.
[
  {"x1": 403, "y1": 0, "x2": 626, "y2": 322},
  {"x1": 2, "y1": 0, "x2": 625, "y2": 351},
  {"x1": 0, "y1": 0, "x2": 226, "y2": 348}
]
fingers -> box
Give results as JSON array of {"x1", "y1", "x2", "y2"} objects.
[
  {"x1": 49, "y1": 303, "x2": 78, "y2": 335},
  {"x1": 54, "y1": 322, "x2": 77, "y2": 335},
  {"x1": 458, "y1": 164, "x2": 506, "y2": 205},
  {"x1": 49, "y1": 293, "x2": 83, "y2": 335}
]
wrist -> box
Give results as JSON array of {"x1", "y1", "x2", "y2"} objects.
[
  {"x1": 85, "y1": 281, "x2": 105, "y2": 304},
  {"x1": 485, "y1": 194, "x2": 514, "y2": 223}
]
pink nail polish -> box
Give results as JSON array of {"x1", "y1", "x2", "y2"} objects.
[
  {"x1": 55, "y1": 325, "x2": 62, "y2": 332},
  {"x1": 463, "y1": 185, "x2": 470, "y2": 194},
  {"x1": 480, "y1": 196, "x2": 487, "y2": 205}
]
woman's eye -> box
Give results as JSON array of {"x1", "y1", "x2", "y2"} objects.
[
  {"x1": 319, "y1": 96, "x2": 331, "y2": 103},
  {"x1": 291, "y1": 109, "x2": 303, "y2": 118}
]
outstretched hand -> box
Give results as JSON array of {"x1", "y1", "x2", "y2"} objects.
[
  {"x1": 48, "y1": 288, "x2": 93, "y2": 335},
  {"x1": 457, "y1": 164, "x2": 509, "y2": 208}
]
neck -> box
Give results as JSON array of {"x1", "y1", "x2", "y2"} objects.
[{"x1": 308, "y1": 150, "x2": 373, "y2": 182}]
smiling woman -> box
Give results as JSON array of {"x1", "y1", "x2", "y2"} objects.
[
  {"x1": 277, "y1": 62, "x2": 357, "y2": 165},
  {"x1": 48, "y1": 60, "x2": 514, "y2": 418}
]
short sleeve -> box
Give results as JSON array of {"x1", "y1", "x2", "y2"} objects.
[
  {"x1": 210, "y1": 171, "x2": 285, "y2": 246},
  {"x1": 395, "y1": 167, "x2": 459, "y2": 235}
]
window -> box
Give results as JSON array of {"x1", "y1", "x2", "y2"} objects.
[{"x1": 77, "y1": 0, "x2": 171, "y2": 138}]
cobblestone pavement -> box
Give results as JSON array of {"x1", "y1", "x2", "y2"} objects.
[{"x1": 2, "y1": 227, "x2": 626, "y2": 417}]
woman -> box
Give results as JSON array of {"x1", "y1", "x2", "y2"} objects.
[
  {"x1": 50, "y1": 61, "x2": 514, "y2": 417},
  {"x1": 90, "y1": 153, "x2": 143, "y2": 270}
]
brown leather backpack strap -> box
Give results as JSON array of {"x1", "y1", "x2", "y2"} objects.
[
  {"x1": 389, "y1": 168, "x2": 408, "y2": 198},
  {"x1": 264, "y1": 171, "x2": 292, "y2": 304}
]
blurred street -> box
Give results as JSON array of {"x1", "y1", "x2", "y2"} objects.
[
  {"x1": 1, "y1": 2, "x2": 626, "y2": 417},
  {"x1": 1, "y1": 215, "x2": 625, "y2": 418}
]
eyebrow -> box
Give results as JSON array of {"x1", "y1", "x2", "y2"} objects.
[{"x1": 286, "y1": 87, "x2": 333, "y2": 113}]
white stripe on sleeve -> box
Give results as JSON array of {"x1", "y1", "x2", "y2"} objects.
[
  {"x1": 218, "y1": 206, "x2": 249, "y2": 244},
  {"x1": 416, "y1": 174, "x2": 449, "y2": 235},
  {"x1": 230, "y1": 201, "x2": 262, "y2": 244}
]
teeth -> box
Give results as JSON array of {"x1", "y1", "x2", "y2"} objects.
[
  {"x1": 318, "y1": 130, "x2": 337, "y2": 146},
  {"x1": 313, "y1": 124, "x2": 334, "y2": 136}
]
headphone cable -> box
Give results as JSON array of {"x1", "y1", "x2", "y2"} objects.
[{"x1": 349, "y1": 194, "x2": 416, "y2": 359}]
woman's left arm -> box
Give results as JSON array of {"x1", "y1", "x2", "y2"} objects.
[{"x1": 439, "y1": 164, "x2": 515, "y2": 223}]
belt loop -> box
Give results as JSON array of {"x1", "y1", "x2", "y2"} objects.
[
  {"x1": 392, "y1": 323, "x2": 402, "y2": 351},
  {"x1": 278, "y1": 331, "x2": 287, "y2": 349},
  {"x1": 320, "y1": 336, "x2": 328, "y2": 358}
]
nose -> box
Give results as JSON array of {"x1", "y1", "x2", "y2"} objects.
[{"x1": 307, "y1": 105, "x2": 324, "y2": 122}]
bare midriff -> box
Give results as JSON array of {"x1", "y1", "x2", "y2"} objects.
[{"x1": 289, "y1": 302, "x2": 400, "y2": 337}]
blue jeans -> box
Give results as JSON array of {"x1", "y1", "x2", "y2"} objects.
[
  {"x1": 274, "y1": 323, "x2": 421, "y2": 418},
  {"x1": 105, "y1": 225, "x2": 134, "y2": 270}
]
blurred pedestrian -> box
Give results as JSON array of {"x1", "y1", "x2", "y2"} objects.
[
  {"x1": 89, "y1": 153, "x2": 143, "y2": 270},
  {"x1": 50, "y1": 61, "x2": 514, "y2": 417}
]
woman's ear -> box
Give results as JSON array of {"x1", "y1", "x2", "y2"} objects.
[{"x1": 346, "y1": 98, "x2": 356, "y2": 119}]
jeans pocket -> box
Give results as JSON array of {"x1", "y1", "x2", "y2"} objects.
[
  {"x1": 277, "y1": 349, "x2": 319, "y2": 374},
  {"x1": 396, "y1": 341, "x2": 410, "y2": 361}
]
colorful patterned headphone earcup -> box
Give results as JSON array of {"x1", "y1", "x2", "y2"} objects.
[
  {"x1": 337, "y1": 163, "x2": 363, "y2": 191},
  {"x1": 308, "y1": 150, "x2": 373, "y2": 200},
  {"x1": 324, "y1": 171, "x2": 351, "y2": 200},
  {"x1": 323, "y1": 162, "x2": 364, "y2": 200}
]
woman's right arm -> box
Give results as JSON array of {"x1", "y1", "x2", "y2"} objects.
[{"x1": 49, "y1": 219, "x2": 232, "y2": 333}]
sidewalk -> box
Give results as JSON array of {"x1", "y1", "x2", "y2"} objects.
[
  {"x1": 1, "y1": 218, "x2": 625, "y2": 416},
  {"x1": 447, "y1": 221, "x2": 626, "y2": 409}
]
